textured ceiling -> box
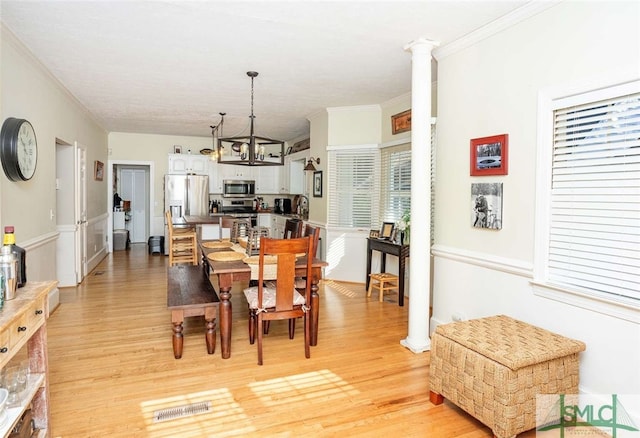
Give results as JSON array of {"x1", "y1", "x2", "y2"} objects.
[{"x1": 0, "y1": 1, "x2": 527, "y2": 142}]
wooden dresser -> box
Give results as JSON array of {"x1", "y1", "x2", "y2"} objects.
[{"x1": 0, "y1": 281, "x2": 56, "y2": 437}]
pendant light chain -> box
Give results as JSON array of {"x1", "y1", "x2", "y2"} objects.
[{"x1": 249, "y1": 71, "x2": 257, "y2": 137}]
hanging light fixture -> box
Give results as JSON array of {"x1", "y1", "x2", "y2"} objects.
[
  {"x1": 304, "y1": 157, "x2": 320, "y2": 171},
  {"x1": 206, "y1": 113, "x2": 226, "y2": 161},
  {"x1": 217, "y1": 71, "x2": 285, "y2": 166}
]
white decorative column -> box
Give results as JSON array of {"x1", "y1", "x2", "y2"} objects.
[{"x1": 400, "y1": 37, "x2": 438, "y2": 353}]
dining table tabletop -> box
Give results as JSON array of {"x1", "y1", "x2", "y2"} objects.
[{"x1": 198, "y1": 238, "x2": 328, "y2": 359}]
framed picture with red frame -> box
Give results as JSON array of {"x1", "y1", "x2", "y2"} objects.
[{"x1": 470, "y1": 133, "x2": 508, "y2": 176}]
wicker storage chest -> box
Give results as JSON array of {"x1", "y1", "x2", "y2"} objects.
[{"x1": 429, "y1": 315, "x2": 586, "y2": 438}]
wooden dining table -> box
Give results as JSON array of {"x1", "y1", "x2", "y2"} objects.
[{"x1": 199, "y1": 240, "x2": 328, "y2": 359}]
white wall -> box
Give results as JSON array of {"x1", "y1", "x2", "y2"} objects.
[
  {"x1": 319, "y1": 105, "x2": 382, "y2": 283},
  {"x1": 1, "y1": 26, "x2": 108, "y2": 288},
  {"x1": 433, "y1": 0, "x2": 639, "y2": 405}
]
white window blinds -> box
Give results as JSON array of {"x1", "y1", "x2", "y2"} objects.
[
  {"x1": 549, "y1": 90, "x2": 640, "y2": 306},
  {"x1": 380, "y1": 144, "x2": 411, "y2": 223},
  {"x1": 327, "y1": 147, "x2": 379, "y2": 228}
]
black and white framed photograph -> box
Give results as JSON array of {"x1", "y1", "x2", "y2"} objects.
[
  {"x1": 173, "y1": 145, "x2": 182, "y2": 154},
  {"x1": 471, "y1": 182, "x2": 503, "y2": 230},
  {"x1": 313, "y1": 171, "x2": 323, "y2": 197}
]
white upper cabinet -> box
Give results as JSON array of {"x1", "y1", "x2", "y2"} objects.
[
  {"x1": 255, "y1": 166, "x2": 281, "y2": 194},
  {"x1": 168, "y1": 153, "x2": 210, "y2": 175},
  {"x1": 212, "y1": 164, "x2": 255, "y2": 193},
  {"x1": 288, "y1": 158, "x2": 305, "y2": 194},
  {"x1": 280, "y1": 151, "x2": 307, "y2": 194}
]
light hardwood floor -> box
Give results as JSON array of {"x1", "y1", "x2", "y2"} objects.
[{"x1": 48, "y1": 243, "x2": 534, "y2": 437}]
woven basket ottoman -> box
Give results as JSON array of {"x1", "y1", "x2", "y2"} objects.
[{"x1": 429, "y1": 315, "x2": 586, "y2": 438}]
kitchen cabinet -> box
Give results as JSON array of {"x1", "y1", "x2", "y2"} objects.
[
  {"x1": 255, "y1": 166, "x2": 281, "y2": 194},
  {"x1": 271, "y1": 214, "x2": 287, "y2": 238},
  {"x1": 212, "y1": 164, "x2": 255, "y2": 193},
  {"x1": 279, "y1": 152, "x2": 307, "y2": 194},
  {"x1": 257, "y1": 213, "x2": 272, "y2": 229},
  {"x1": 168, "y1": 153, "x2": 210, "y2": 175},
  {"x1": 288, "y1": 158, "x2": 305, "y2": 194},
  {"x1": 0, "y1": 281, "x2": 56, "y2": 437}
]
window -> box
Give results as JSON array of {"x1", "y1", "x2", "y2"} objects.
[
  {"x1": 535, "y1": 80, "x2": 640, "y2": 315},
  {"x1": 327, "y1": 146, "x2": 379, "y2": 228},
  {"x1": 380, "y1": 122, "x2": 437, "y2": 243},
  {"x1": 380, "y1": 144, "x2": 411, "y2": 223}
]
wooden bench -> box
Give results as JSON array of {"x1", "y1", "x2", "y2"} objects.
[{"x1": 167, "y1": 265, "x2": 220, "y2": 359}]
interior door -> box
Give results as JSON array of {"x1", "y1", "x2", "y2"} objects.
[
  {"x1": 75, "y1": 144, "x2": 88, "y2": 283},
  {"x1": 120, "y1": 167, "x2": 149, "y2": 243}
]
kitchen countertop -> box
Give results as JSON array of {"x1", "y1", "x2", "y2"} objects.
[{"x1": 206, "y1": 211, "x2": 308, "y2": 220}]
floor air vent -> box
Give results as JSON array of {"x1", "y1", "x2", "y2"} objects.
[{"x1": 153, "y1": 401, "x2": 211, "y2": 423}]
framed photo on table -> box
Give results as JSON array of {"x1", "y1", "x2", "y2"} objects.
[
  {"x1": 470, "y1": 133, "x2": 508, "y2": 176},
  {"x1": 380, "y1": 222, "x2": 395, "y2": 240}
]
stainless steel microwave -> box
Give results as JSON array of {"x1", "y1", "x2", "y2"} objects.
[{"x1": 223, "y1": 179, "x2": 255, "y2": 198}]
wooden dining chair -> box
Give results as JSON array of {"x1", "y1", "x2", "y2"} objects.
[
  {"x1": 263, "y1": 223, "x2": 321, "y2": 337},
  {"x1": 283, "y1": 218, "x2": 303, "y2": 239},
  {"x1": 165, "y1": 210, "x2": 198, "y2": 266},
  {"x1": 243, "y1": 236, "x2": 313, "y2": 365}
]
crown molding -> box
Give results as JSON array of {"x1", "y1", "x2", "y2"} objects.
[{"x1": 433, "y1": 1, "x2": 562, "y2": 61}]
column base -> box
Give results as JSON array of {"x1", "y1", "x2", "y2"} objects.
[{"x1": 400, "y1": 337, "x2": 431, "y2": 353}]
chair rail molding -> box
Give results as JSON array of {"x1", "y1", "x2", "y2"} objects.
[{"x1": 431, "y1": 244, "x2": 533, "y2": 278}]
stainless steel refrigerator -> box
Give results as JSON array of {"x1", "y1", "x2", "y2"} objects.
[{"x1": 164, "y1": 174, "x2": 209, "y2": 254}]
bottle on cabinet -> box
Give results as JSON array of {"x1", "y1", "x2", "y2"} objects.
[
  {"x1": 3, "y1": 226, "x2": 26, "y2": 288},
  {"x1": 0, "y1": 245, "x2": 17, "y2": 301}
]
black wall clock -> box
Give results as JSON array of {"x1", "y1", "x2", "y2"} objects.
[{"x1": 1, "y1": 117, "x2": 38, "y2": 181}]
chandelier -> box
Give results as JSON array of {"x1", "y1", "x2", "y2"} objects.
[{"x1": 216, "y1": 71, "x2": 285, "y2": 166}]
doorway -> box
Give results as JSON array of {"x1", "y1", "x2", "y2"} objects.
[
  {"x1": 55, "y1": 140, "x2": 87, "y2": 287},
  {"x1": 107, "y1": 160, "x2": 154, "y2": 251},
  {"x1": 119, "y1": 166, "x2": 148, "y2": 243}
]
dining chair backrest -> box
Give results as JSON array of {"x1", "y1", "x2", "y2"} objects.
[
  {"x1": 257, "y1": 236, "x2": 313, "y2": 311},
  {"x1": 302, "y1": 224, "x2": 321, "y2": 258},
  {"x1": 220, "y1": 216, "x2": 235, "y2": 240},
  {"x1": 283, "y1": 219, "x2": 303, "y2": 239}
]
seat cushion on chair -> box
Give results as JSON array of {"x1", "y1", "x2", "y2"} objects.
[{"x1": 243, "y1": 286, "x2": 306, "y2": 309}]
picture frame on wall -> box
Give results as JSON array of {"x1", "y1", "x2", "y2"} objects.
[
  {"x1": 391, "y1": 109, "x2": 412, "y2": 134},
  {"x1": 313, "y1": 171, "x2": 323, "y2": 197},
  {"x1": 471, "y1": 182, "x2": 503, "y2": 230},
  {"x1": 94, "y1": 160, "x2": 104, "y2": 181},
  {"x1": 470, "y1": 133, "x2": 508, "y2": 176}
]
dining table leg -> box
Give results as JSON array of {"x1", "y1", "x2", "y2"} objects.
[{"x1": 217, "y1": 274, "x2": 233, "y2": 359}]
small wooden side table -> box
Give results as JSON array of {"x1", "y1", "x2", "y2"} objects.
[{"x1": 365, "y1": 238, "x2": 409, "y2": 306}]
